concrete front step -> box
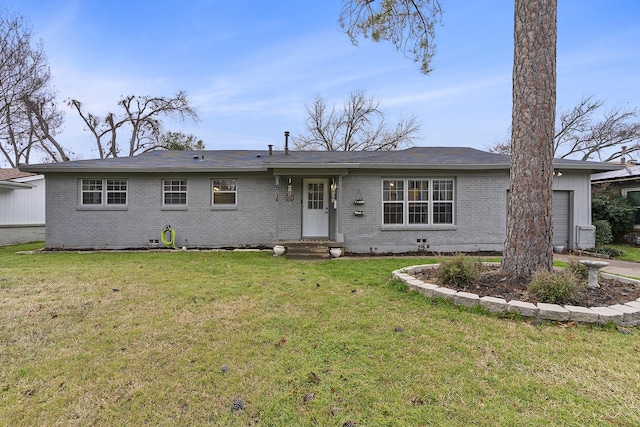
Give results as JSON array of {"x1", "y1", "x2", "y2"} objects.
[{"x1": 275, "y1": 240, "x2": 343, "y2": 260}]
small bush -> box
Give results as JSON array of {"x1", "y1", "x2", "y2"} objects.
[
  {"x1": 437, "y1": 255, "x2": 478, "y2": 287},
  {"x1": 593, "y1": 220, "x2": 613, "y2": 246},
  {"x1": 589, "y1": 246, "x2": 625, "y2": 258},
  {"x1": 565, "y1": 259, "x2": 588, "y2": 280},
  {"x1": 528, "y1": 270, "x2": 584, "y2": 304}
]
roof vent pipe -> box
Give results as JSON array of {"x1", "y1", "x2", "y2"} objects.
[
  {"x1": 284, "y1": 131, "x2": 290, "y2": 155},
  {"x1": 268, "y1": 144, "x2": 273, "y2": 156}
]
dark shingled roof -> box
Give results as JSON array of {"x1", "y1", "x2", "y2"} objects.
[{"x1": 18, "y1": 146, "x2": 618, "y2": 173}]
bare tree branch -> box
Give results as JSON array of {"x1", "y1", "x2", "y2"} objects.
[
  {"x1": 293, "y1": 89, "x2": 421, "y2": 151},
  {"x1": 0, "y1": 10, "x2": 67, "y2": 166},
  {"x1": 487, "y1": 96, "x2": 640, "y2": 163},
  {"x1": 339, "y1": 0, "x2": 443, "y2": 74},
  {"x1": 68, "y1": 92, "x2": 199, "y2": 158}
]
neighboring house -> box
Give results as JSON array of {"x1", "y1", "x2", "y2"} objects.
[
  {"x1": 0, "y1": 168, "x2": 46, "y2": 245},
  {"x1": 592, "y1": 162, "x2": 640, "y2": 230},
  {"x1": 19, "y1": 147, "x2": 617, "y2": 253}
]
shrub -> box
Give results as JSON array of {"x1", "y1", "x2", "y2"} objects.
[
  {"x1": 593, "y1": 219, "x2": 613, "y2": 246},
  {"x1": 565, "y1": 259, "x2": 588, "y2": 280},
  {"x1": 528, "y1": 270, "x2": 584, "y2": 304},
  {"x1": 589, "y1": 246, "x2": 625, "y2": 258},
  {"x1": 591, "y1": 186, "x2": 636, "y2": 239},
  {"x1": 437, "y1": 255, "x2": 478, "y2": 287}
]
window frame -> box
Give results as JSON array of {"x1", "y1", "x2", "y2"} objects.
[
  {"x1": 79, "y1": 178, "x2": 128, "y2": 208},
  {"x1": 382, "y1": 178, "x2": 455, "y2": 227},
  {"x1": 162, "y1": 179, "x2": 188, "y2": 206},
  {"x1": 212, "y1": 178, "x2": 237, "y2": 207},
  {"x1": 622, "y1": 188, "x2": 640, "y2": 228}
]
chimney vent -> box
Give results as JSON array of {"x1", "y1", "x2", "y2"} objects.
[
  {"x1": 268, "y1": 144, "x2": 273, "y2": 156},
  {"x1": 284, "y1": 131, "x2": 290, "y2": 155}
]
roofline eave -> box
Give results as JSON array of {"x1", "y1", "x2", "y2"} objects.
[
  {"x1": 18, "y1": 166, "x2": 270, "y2": 174},
  {"x1": 0, "y1": 181, "x2": 33, "y2": 189}
]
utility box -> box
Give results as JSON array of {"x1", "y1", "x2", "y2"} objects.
[{"x1": 576, "y1": 225, "x2": 596, "y2": 250}]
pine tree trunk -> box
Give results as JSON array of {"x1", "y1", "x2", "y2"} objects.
[{"x1": 502, "y1": 0, "x2": 557, "y2": 277}]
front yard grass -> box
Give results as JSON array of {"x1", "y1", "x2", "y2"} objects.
[
  {"x1": 1, "y1": 243, "x2": 639, "y2": 426},
  {"x1": 607, "y1": 244, "x2": 640, "y2": 263}
]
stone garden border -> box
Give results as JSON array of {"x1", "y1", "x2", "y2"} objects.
[{"x1": 392, "y1": 263, "x2": 640, "y2": 326}]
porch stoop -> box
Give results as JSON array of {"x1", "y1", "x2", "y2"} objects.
[{"x1": 275, "y1": 240, "x2": 345, "y2": 260}]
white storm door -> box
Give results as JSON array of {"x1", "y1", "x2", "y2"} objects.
[{"x1": 302, "y1": 178, "x2": 329, "y2": 238}]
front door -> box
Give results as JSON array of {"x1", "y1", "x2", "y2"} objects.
[{"x1": 302, "y1": 178, "x2": 329, "y2": 238}]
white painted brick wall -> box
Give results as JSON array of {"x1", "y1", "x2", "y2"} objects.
[
  {"x1": 337, "y1": 173, "x2": 509, "y2": 253},
  {"x1": 43, "y1": 169, "x2": 590, "y2": 253},
  {"x1": 45, "y1": 173, "x2": 279, "y2": 249}
]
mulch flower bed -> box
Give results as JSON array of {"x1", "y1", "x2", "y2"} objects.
[{"x1": 417, "y1": 265, "x2": 640, "y2": 307}]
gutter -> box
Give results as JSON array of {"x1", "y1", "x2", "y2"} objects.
[
  {"x1": 0, "y1": 181, "x2": 34, "y2": 189},
  {"x1": 18, "y1": 166, "x2": 269, "y2": 174}
]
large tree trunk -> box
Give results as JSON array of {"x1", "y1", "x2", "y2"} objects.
[{"x1": 502, "y1": 0, "x2": 557, "y2": 277}]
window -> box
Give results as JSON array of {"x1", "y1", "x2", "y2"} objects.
[
  {"x1": 82, "y1": 179, "x2": 103, "y2": 205},
  {"x1": 163, "y1": 180, "x2": 187, "y2": 205},
  {"x1": 432, "y1": 179, "x2": 454, "y2": 224},
  {"x1": 212, "y1": 179, "x2": 237, "y2": 205},
  {"x1": 382, "y1": 178, "x2": 454, "y2": 225},
  {"x1": 623, "y1": 189, "x2": 640, "y2": 226},
  {"x1": 307, "y1": 181, "x2": 324, "y2": 209},
  {"x1": 81, "y1": 179, "x2": 127, "y2": 206},
  {"x1": 408, "y1": 179, "x2": 429, "y2": 224},
  {"x1": 106, "y1": 179, "x2": 128, "y2": 205},
  {"x1": 383, "y1": 179, "x2": 404, "y2": 224}
]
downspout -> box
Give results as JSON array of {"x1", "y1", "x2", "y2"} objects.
[
  {"x1": 336, "y1": 175, "x2": 344, "y2": 242},
  {"x1": 274, "y1": 175, "x2": 281, "y2": 242}
]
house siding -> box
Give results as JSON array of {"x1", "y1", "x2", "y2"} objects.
[
  {"x1": 41, "y1": 166, "x2": 596, "y2": 253},
  {"x1": 337, "y1": 172, "x2": 510, "y2": 253},
  {"x1": 0, "y1": 175, "x2": 46, "y2": 245},
  {"x1": 45, "y1": 173, "x2": 279, "y2": 249},
  {"x1": 552, "y1": 171, "x2": 594, "y2": 249}
]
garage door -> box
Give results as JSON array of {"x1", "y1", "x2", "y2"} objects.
[{"x1": 552, "y1": 191, "x2": 570, "y2": 247}]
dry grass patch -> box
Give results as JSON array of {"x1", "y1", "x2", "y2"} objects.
[{"x1": 1, "y1": 244, "x2": 639, "y2": 426}]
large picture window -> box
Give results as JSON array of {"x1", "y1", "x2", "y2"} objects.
[
  {"x1": 81, "y1": 179, "x2": 127, "y2": 206},
  {"x1": 212, "y1": 179, "x2": 237, "y2": 205},
  {"x1": 382, "y1": 178, "x2": 454, "y2": 225},
  {"x1": 163, "y1": 179, "x2": 187, "y2": 205}
]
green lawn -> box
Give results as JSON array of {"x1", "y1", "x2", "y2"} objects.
[
  {"x1": 1, "y1": 243, "x2": 639, "y2": 426},
  {"x1": 608, "y1": 244, "x2": 640, "y2": 263}
]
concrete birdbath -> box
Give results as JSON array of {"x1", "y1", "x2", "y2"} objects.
[{"x1": 579, "y1": 259, "x2": 610, "y2": 288}]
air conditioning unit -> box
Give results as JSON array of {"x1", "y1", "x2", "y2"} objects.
[{"x1": 576, "y1": 225, "x2": 595, "y2": 249}]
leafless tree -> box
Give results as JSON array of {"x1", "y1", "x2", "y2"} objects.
[
  {"x1": 0, "y1": 10, "x2": 68, "y2": 166},
  {"x1": 68, "y1": 91, "x2": 199, "y2": 159},
  {"x1": 293, "y1": 90, "x2": 421, "y2": 151},
  {"x1": 554, "y1": 97, "x2": 640, "y2": 162},
  {"x1": 487, "y1": 96, "x2": 640, "y2": 163}
]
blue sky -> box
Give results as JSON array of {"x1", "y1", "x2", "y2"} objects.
[{"x1": 2, "y1": 0, "x2": 639, "y2": 161}]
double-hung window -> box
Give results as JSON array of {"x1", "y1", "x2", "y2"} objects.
[
  {"x1": 432, "y1": 179, "x2": 454, "y2": 224},
  {"x1": 81, "y1": 179, "x2": 127, "y2": 206},
  {"x1": 383, "y1": 179, "x2": 405, "y2": 224},
  {"x1": 163, "y1": 179, "x2": 187, "y2": 205},
  {"x1": 212, "y1": 179, "x2": 237, "y2": 205},
  {"x1": 106, "y1": 179, "x2": 128, "y2": 205},
  {"x1": 382, "y1": 178, "x2": 454, "y2": 225}
]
